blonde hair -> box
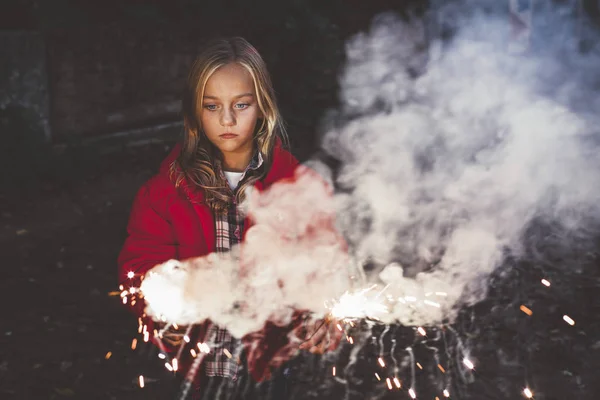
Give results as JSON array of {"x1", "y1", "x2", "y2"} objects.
[{"x1": 172, "y1": 37, "x2": 288, "y2": 210}]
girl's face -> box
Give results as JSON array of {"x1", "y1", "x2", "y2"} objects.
[{"x1": 198, "y1": 62, "x2": 261, "y2": 170}]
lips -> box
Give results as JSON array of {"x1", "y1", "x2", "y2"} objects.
[{"x1": 219, "y1": 133, "x2": 238, "y2": 139}]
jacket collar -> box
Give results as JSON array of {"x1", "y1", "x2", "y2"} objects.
[{"x1": 159, "y1": 139, "x2": 299, "y2": 203}]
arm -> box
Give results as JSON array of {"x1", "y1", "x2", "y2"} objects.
[{"x1": 118, "y1": 178, "x2": 179, "y2": 328}]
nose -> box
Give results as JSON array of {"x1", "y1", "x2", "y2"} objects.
[{"x1": 220, "y1": 108, "x2": 236, "y2": 127}]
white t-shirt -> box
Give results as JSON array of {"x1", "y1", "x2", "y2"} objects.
[{"x1": 223, "y1": 171, "x2": 244, "y2": 190}]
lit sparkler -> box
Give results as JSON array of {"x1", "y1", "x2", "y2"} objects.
[{"x1": 328, "y1": 285, "x2": 389, "y2": 320}]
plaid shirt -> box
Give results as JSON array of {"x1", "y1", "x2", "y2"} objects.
[{"x1": 203, "y1": 152, "x2": 263, "y2": 379}]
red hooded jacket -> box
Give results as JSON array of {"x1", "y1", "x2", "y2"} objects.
[{"x1": 118, "y1": 142, "x2": 328, "y2": 382}]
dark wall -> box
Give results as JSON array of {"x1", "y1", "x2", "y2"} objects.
[{"x1": 2, "y1": 0, "x2": 427, "y2": 150}]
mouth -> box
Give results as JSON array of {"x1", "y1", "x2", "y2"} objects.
[{"x1": 219, "y1": 133, "x2": 238, "y2": 139}]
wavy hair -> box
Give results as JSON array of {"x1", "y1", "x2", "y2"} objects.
[{"x1": 171, "y1": 37, "x2": 287, "y2": 211}]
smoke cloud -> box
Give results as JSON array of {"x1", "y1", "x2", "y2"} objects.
[{"x1": 142, "y1": 3, "x2": 600, "y2": 336}]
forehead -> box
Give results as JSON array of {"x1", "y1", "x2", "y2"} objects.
[{"x1": 204, "y1": 63, "x2": 255, "y2": 96}]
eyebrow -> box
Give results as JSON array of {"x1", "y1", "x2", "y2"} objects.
[{"x1": 203, "y1": 93, "x2": 254, "y2": 100}]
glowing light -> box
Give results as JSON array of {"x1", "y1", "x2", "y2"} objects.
[
  {"x1": 183, "y1": 335, "x2": 190, "y2": 343},
  {"x1": 329, "y1": 286, "x2": 388, "y2": 319},
  {"x1": 143, "y1": 331, "x2": 149, "y2": 342},
  {"x1": 443, "y1": 389, "x2": 450, "y2": 397},
  {"x1": 417, "y1": 362, "x2": 423, "y2": 370},
  {"x1": 223, "y1": 349, "x2": 232, "y2": 359},
  {"x1": 438, "y1": 364, "x2": 446, "y2": 373},
  {"x1": 104, "y1": 351, "x2": 112, "y2": 360},
  {"x1": 198, "y1": 342, "x2": 210, "y2": 353},
  {"x1": 463, "y1": 358, "x2": 474, "y2": 369},
  {"x1": 336, "y1": 324, "x2": 343, "y2": 331},
  {"x1": 393, "y1": 377, "x2": 401, "y2": 388},
  {"x1": 386, "y1": 378, "x2": 393, "y2": 390},
  {"x1": 119, "y1": 285, "x2": 124, "y2": 290},
  {"x1": 138, "y1": 375, "x2": 144, "y2": 388},
  {"x1": 349, "y1": 336, "x2": 354, "y2": 344},
  {"x1": 127, "y1": 271, "x2": 135, "y2": 279},
  {"x1": 541, "y1": 279, "x2": 551, "y2": 287},
  {"x1": 165, "y1": 362, "x2": 173, "y2": 372},
  {"x1": 190, "y1": 349, "x2": 197, "y2": 357},
  {"x1": 333, "y1": 366, "x2": 336, "y2": 376},
  {"x1": 417, "y1": 327, "x2": 427, "y2": 336},
  {"x1": 130, "y1": 338, "x2": 138, "y2": 350},
  {"x1": 129, "y1": 287, "x2": 136, "y2": 294},
  {"x1": 122, "y1": 297, "x2": 127, "y2": 305},
  {"x1": 172, "y1": 358, "x2": 178, "y2": 372},
  {"x1": 158, "y1": 353, "x2": 166, "y2": 359},
  {"x1": 173, "y1": 323, "x2": 179, "y2": 330},
  {"x1": 378, "y1": 357, "x2": 386, "y2": 367},
  {"x1": 424, "y1": 300, "x2": 441, "y2": 308},
  {"x1": 520, "y1": 305, "x2": 533, "y2": 316},
  {"x1": 375, "y1": 373, "x2": 381, "y2": 381},
  {"x1": 563, "y1": 315, "x2": 575, "y2": 326},
  {"x1": 409, "y1": 388, "x2": 417, "y2": 398},
  {"x1": 523, "y1": 387, "x2": 533, "y2": 398}
]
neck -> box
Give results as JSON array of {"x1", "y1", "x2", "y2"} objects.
[{"x1": 221, "y1": 150, "x2": 253, "y2": 172}]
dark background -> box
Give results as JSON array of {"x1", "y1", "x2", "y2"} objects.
[{"x1": 1, "y1": 0, "x2": 600, "y2": 399}]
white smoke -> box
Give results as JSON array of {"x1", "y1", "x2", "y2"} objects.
[
  {"x1": 142, "y1": 6, "x2": 600, "y2": 334},
  {"x1": 319, "y1": 11, "x2": 600, "y2": 326},
  {"x1": 141, "y1": 167, "x2": 352, "y2": 337}
]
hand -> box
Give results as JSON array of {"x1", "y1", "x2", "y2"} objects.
[
  {"x1": 295, "y1": 316, "x2": 343, "y2": 354},
  {"x1": 154, "y1": 321, "x2": 187, "y2": 348}
]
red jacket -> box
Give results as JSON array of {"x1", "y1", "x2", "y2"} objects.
[{"x1": 118, "y1": 142, "x2": 314, "y2": 382}]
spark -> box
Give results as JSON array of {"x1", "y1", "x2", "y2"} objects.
[
  {"x1": 563, "y1": 315, "x2": 575, "y2": 326},
  {"x1": 520, "y1": 305, "x2": 533, "y2": 316},
  {"x1": 104, "y1": 351, "x2": 112, "y2": 360},
  {"x1": 417, "y1": 327, "x2": 427, "y2": 336},
  {"x1": 416, "y1": 362, "x2": 423, "y2": 370},
  {"x1": 349, "y1": 336, "x2": 354, "y2": 344},
  {"x1": 523, "y1": 387, "x2": 533, "y2": 398},
  {"x1": 131, "y1": 338, "x2": 137, "y2": 350},
  {"x1": 541, "y1": 279, "x2": 551, "y2": 287},
  {"x1": 375, "y1": 373, "x2": 381, "y2": 381},
  {"x1": 223, "y1": 349, "x2": 232, "y2": 359},
  {"x1": 393, "y1": 377, "x2": 401, "y2": 388},
  {"x1": 138, "y1": 375, "x2": 144, "y2": 388},
  {"x1": 172, "y1": 358, "x2": 178, "y2": 372},
  {"x1": 119, "y1": 284, "x2": 124, "y2": 290},
  {"x1": 333, "y1": 366, "x2": 336, "y2": 376},
  {"x1": 165, "y1": 362, "x2": 173, "y2": 372},
  {"x1": 122, "y1": 297, "x2": 127, "y2": 305},
  {"x1": 378, "y1": 357, "x2": 386, "y2": 367},
  {"x1": 127, "y1": 271, "x2": 135, "y2": 279},
  {"x1": 336, "y1": 324, "x2": 343, "y2": 331},
  {"x1": 443, "y1": 389, "x2": 450, "y2": 397},
  {"x1": 158, "y1": 353, "x2": 166, "y2": 359},
  {"x1": 129, "y1": 287, "x2": 136, "y2": 294},
  {"x1": 463, "y1": 357, "x2": 474, "y2": 370},
  {"x1": 438, "y1": 364, "x2": 446, "y2": 373},
  {"x1": 386, "y1": 378, "x2": 393, "y2": 390},
  {"x1": 409, "y1": 388, "x2": 417, "y2": 398},
  {"x1": 198, "y1": 342, "x2": 210, "y2": 353},
  {"x1": 184, "y1": 335, "x2": 190, "y2": 343},
  {"x1": 143, "y1": 331, "x2": 149, "y2": 342},
  {"x1": 424, "y1": 300, "x2": 441, "y2": 308},
  {"x1": 190, "y1": 349, "x2": 197, "y2": 357},
  {"x1": 329, "y1": 286, "x2": 388, "y2": 319},
  {"x1": 173, "y1": 323, "x2": 179, "y2": 330}
]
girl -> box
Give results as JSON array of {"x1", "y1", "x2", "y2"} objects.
[{"x1": 118, "y1": 37, "x2": 340, "y2": 398}]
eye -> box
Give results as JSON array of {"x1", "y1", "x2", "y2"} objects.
[
  {"x1": 234, "y1": 103, "x2": 249, "y2": 110},
  {"x1": 204, "y1": 104, "x2": 218, "y2": 111}
]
